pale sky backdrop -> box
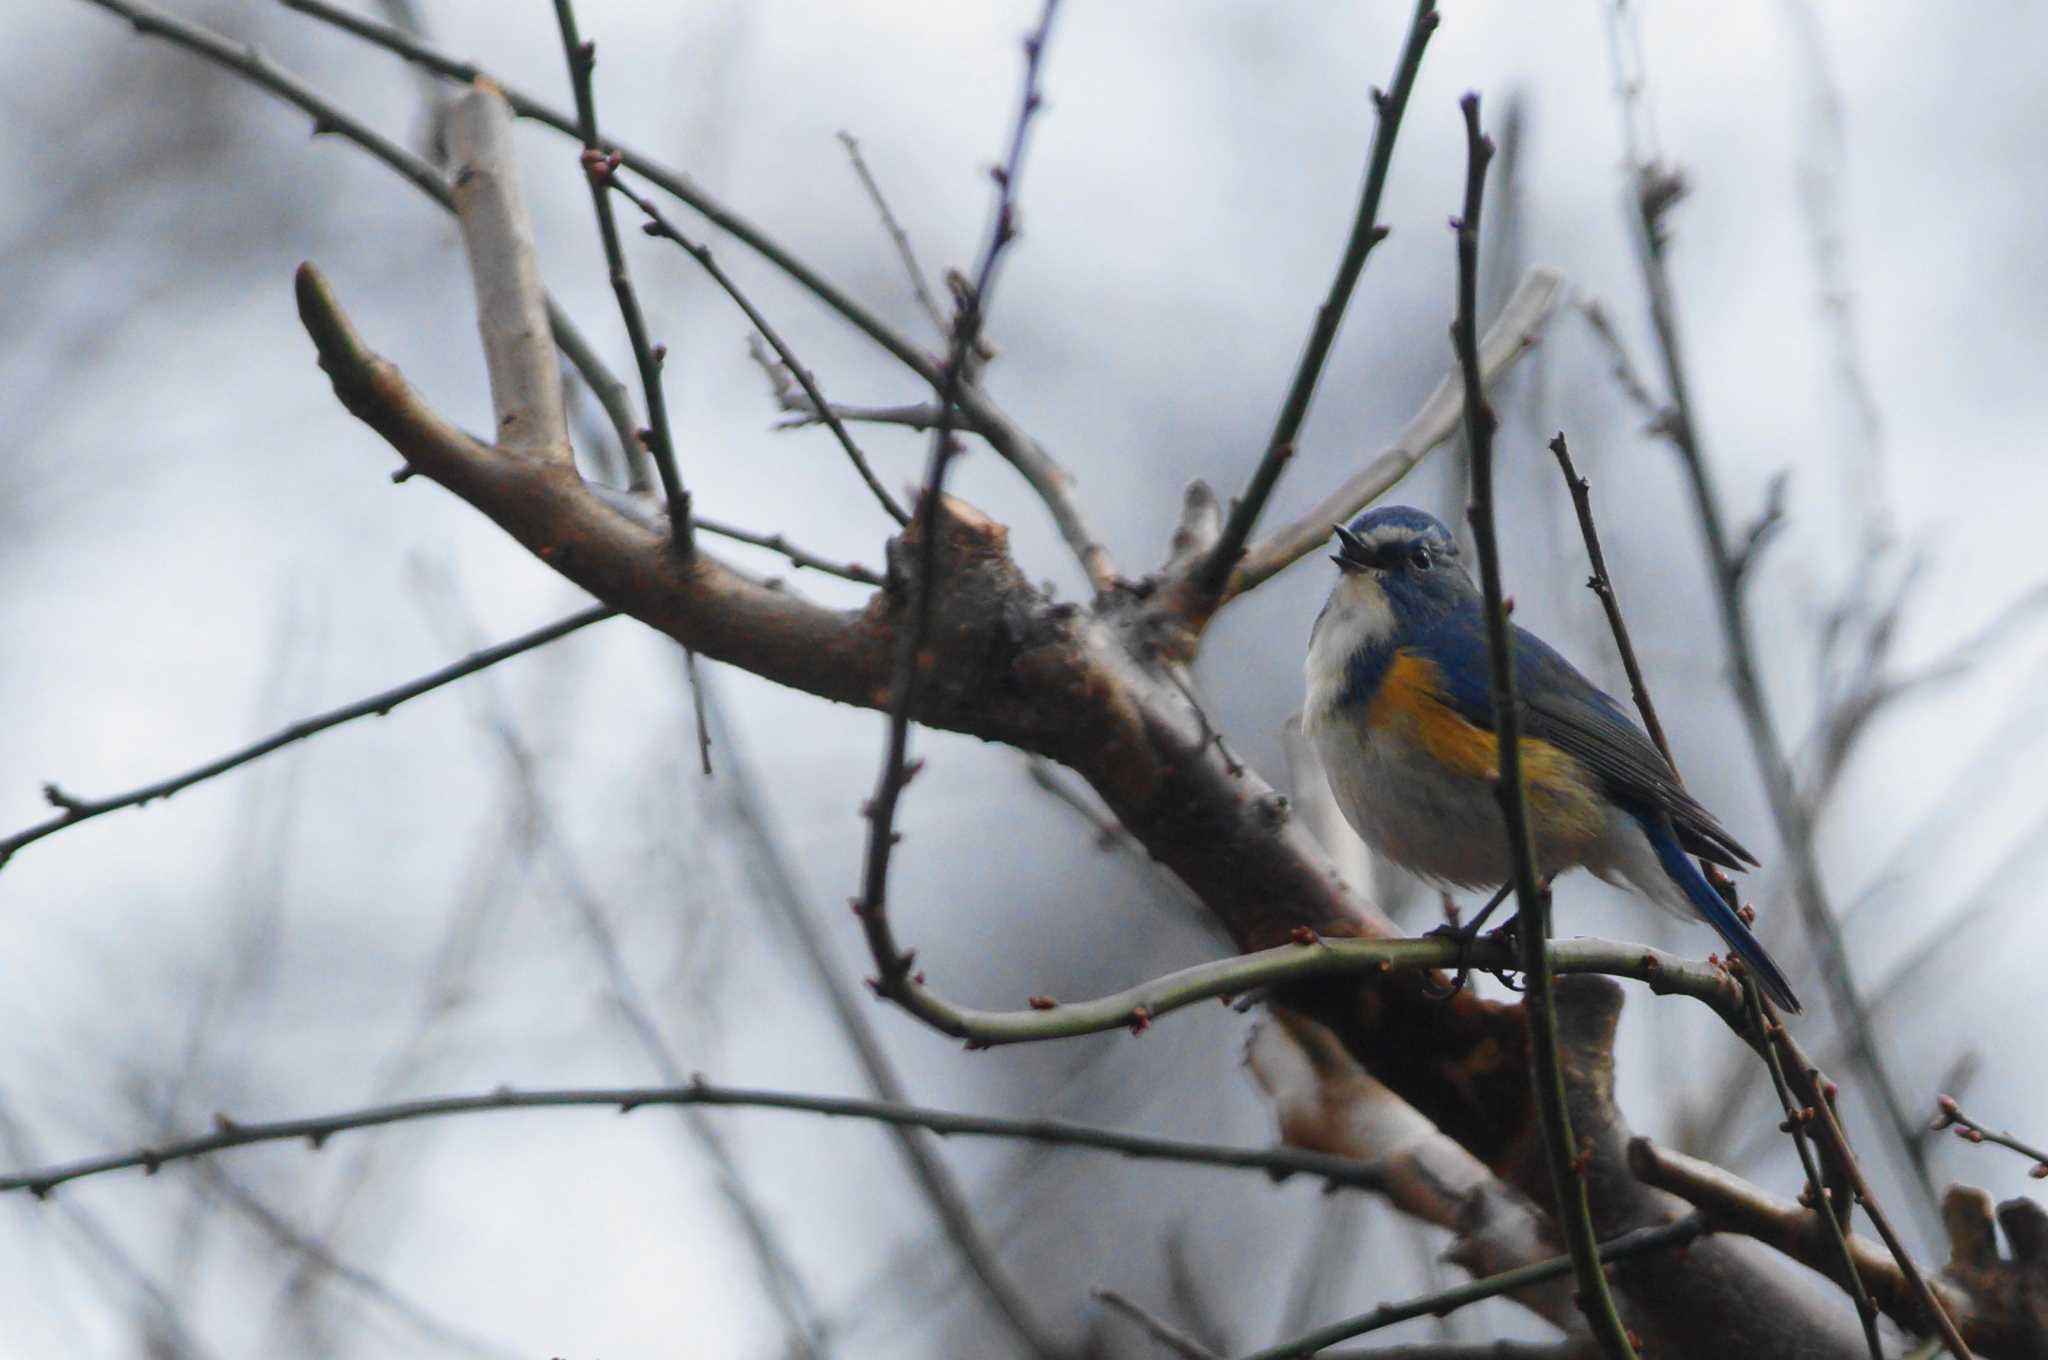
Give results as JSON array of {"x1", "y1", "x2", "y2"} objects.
[{"x1": 3, "y1": 2, "x2": 2046, "y2": 1356}]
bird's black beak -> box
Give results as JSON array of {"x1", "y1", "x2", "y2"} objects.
[{"x1": 1331, "y1": 523, "x2": 1373, "y2": 573}]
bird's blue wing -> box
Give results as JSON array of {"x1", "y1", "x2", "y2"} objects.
[{"x1": 1409, "y1": 602, "x2": 1759, "y2": 869}]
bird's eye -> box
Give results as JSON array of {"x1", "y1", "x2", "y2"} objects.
[{"x1": 1410, "y1": 544, "x2": 1433, "y2": 571}]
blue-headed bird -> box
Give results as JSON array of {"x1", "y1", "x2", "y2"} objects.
[{"x1": 1302, "y1": 505, "x2": 1799, "y2": 1012}]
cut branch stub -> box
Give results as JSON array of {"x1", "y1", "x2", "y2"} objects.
[{"x1": 1941, "y1": 1186, "x2": 2048, "y2": 1356}]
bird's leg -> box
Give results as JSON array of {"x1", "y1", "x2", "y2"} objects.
[
  {"x1": 1420, "y1": 882, "x2": 1515, "y2": 1000},
  {"x1": 1463, "y1": 881, "x2": 1515, "y2": 936}
]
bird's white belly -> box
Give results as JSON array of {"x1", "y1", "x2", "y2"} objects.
[{"x1": 1306, "y1": 702, "x2": 1518, "y2": 888}]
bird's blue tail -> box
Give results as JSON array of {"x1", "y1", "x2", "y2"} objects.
[{"x1": 1644, "y1": 818, "x2": 1802, "y2": 1013}]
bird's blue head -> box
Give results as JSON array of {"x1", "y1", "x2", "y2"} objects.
[
  {"x1": 1330, "y1": 506, "x2": 1462, "y2": 579},
  {"x1": 1306, "y1": 506, "x2": 1475, "y2": 703},
  {"x1": 1329, "y1": 506, "x2": 1473, "y2": 620}
]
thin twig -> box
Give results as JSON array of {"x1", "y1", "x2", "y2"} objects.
[
  {"x1": 1453, "y1": 93, "x2": 1636, "y2": 1360},
  {"x1": 1572, "y1": 299, "x2": 1662, "y2": 422},
  {"x1": 1546, "y1": 427, "x2": 1782, "y2": 1013},
  {"x1": 613, "y1": 178, "x2": 910, "y2": 524},
  {"x1": 838, "y1": 130, "x2": 950, "y2": 340},
  {"x1": 1780, "y1": 0, "x2": 1891, "y2": 540},
  {"x1": 1023, "y1": 758, "x2": 1134, "y2": 852},
  {"x1": 1748, "y1": 986, "x2": 1884, "y2": 1358},
  {"x1": 282, "y1": 0, "x2": 1116, "y2": 590},
  {"x1": 1728, "y1": 471, "x2": 1790, "y2": 594},
  {"x1": 0, "y1": 1081, "x2": 1394, "y2": 1198},
  {"x1": 1321, "y1": 1346, "x2": 1588, "y2": 1360},
  {"x1": 784, "y1": 402, "x2": 947, "y2": 433},
  {"x1": 1240, "y1": 1217, "x2": 1705, "y2": 1360},
  {"x1": 1716, "y1": 799, "x2": 2047, "y2": 1172},
  {"x1": 857, "y1": 931, "x2": 1750, "y2": 1051},
  {"x1": 0, "y1": 604, "x2": 617, "y2": 871},
  {"x1": 853, "y1": 2, "x2": 1061, "y2": 1002},
  {"x1": 1165, "y1": 664, "x2": 1243, "y2": 776},
  {"x1": 0, "y1": 1096, "x2": 217, "y2": 1359},
  {"x1": 1542, "y1": 430, "x2": 1856, "y2": 1349},
  {"x1": 681, "y1": 648, "x2": 713, "y2": 775},
  {"x1": 1270, "y1": 1195, "x2": 1373, "y2": 1350},
  {"x1": 1193, "y1": 0, "x2": 1440, "y2": 602},
  {"x1": 694, "y1": 516, "x2": 882, "y2": 584},
  {"x1": 1546, "y1": 433, "x2": 1673, "y2": 762},
  {"x1": 746, "y1": 337, "x2": 949, "y2": 435},
  {"x1": 553, "y1": 1, "x2": 690, "y2": 546},
  {"x1": 1599, "y1": 0, "x2": 1939, "y2": 1225},
  {"x1": 1932, "y1": 1097, "x2": 2048, "y2": 1178},
  {"x1": 1092, "y1": 1288, "x2": 1223, "y2": 1360},
  {"x1": 1769, "y1": 1027, "x2": 1975, "y2": 1356}
]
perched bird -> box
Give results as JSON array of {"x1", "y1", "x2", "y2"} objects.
[{"x1": 1302, "y1": 505, "x2": 1800, "y2": 1012}]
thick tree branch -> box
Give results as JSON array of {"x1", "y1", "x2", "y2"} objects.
[
  {"x1": 1271, "y1": 978, "x2": 1873, "y2": 1358},
  {"x1": 297, "y1": 264, "x2": 923, "y2": 715},
  {"x1": 1939, "y1": 1187, "x2": 2048, "y2": 1358}
]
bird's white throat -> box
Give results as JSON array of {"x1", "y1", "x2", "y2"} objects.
[{"x1": 1303, "y1": 571, "x2": 1394, "y2": 725}]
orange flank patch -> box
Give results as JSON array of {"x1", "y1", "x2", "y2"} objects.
[
  {"x1": 1367, "y1": 651, "x2": 1503, "y2": 778},
  {"x1": 1367, "y1": 650, "x2": 1604, "y2": 856}
]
